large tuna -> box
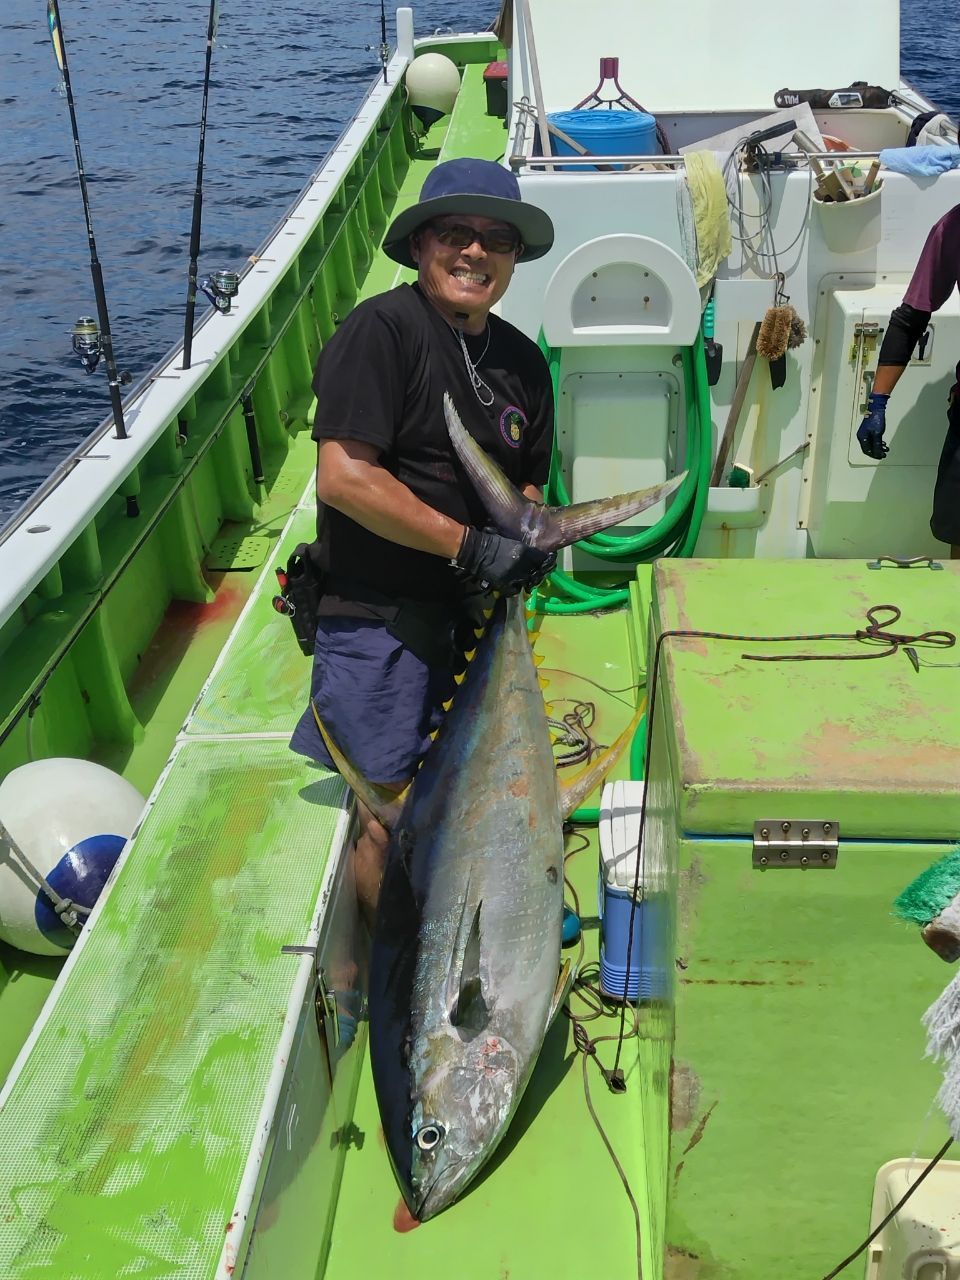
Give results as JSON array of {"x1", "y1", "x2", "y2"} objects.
[{"x1": 316, "y1": 393, "x2": 682, "y2": 1221}]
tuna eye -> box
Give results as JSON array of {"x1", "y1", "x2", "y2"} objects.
[{"x1": 415, "y1": 1123, "x2": 445, "y2": 1151}]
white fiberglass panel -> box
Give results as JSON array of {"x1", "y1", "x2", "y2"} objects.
[{"x1": 559, "y1": 370, "x2": 677, "y2": 528}]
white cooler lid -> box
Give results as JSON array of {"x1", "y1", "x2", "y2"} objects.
[{"x1": 598, "y1": 780, "x2": 647, "y2": 892}]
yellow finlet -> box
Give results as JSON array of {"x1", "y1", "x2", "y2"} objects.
[
  {"x1": 533, "y1": 653, "x2": 545, "y2": 667},
  {"x1": 463, "y1": 647, "x2": 477, "y2": 662},
  {"x1": 538, "y1": 676, "x2": 551, "y2": 690},
  {"x1": 454, "y1": 671, "x2": 466, "y2": 685},
  {"x1": 442, "y1": 698, "x2": 454, "y2": 712}
]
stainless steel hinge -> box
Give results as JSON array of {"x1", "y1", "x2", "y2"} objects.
[
  {"x1": 315, "y1": 965, "x2": 341, "y2": 1048},
  {"x1": 752, "y1": 820, "x2": 839, "y2": 868},
  {"x1": 849, "y1": 321, "x2": 883, "y2": 364}
]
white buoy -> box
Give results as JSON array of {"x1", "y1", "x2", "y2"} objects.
[
  {"x1": 0, "y1": 758, "x2": 145, "y2": 956},
  {"x1": 404, "y1": 53, "x2": 460, "y2": 128}
]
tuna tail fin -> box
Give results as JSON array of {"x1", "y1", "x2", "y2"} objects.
[
  {"x1": 311, "y1": 700, "x2": 407, "y2": 829},
  {"x1": 558, "y1": 703, "x2": 645, "y2": 820},
  {"x1": 443, "y1": 391, "x2": 684, "y2": 551}
]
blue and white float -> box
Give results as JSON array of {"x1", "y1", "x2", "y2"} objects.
[{"x1": 0, "y1": 758, "x2": 145, "y2": 956}]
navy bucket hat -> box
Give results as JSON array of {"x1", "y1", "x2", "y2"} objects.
[{"x1": 382, "y1": 158, "x2": 555, "y2": 269}]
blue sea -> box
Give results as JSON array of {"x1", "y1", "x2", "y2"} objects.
[{"x1": 0, "y1": 0, "x2": 956, "y2": 523}]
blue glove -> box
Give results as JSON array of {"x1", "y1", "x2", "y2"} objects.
[{"x1": 857, "y1": 392, "x2": 890, "y2": 459}]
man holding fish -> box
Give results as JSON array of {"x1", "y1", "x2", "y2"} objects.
[{"x1": 290, "y1": 158, "x2": 558, "y2": 917}]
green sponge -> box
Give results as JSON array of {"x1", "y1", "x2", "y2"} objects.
[{"x1": 894, "y1": 846, "x2": 960, "y2": 925}]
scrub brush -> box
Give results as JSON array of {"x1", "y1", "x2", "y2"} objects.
[
  {"x1": 895, "y1": 846, "x2": 960, "y2": 962},
  {"x1": 756, "y1": 302, "x2": 794, "y2": 389},
  {"x1": 756, "y1": 305, "x2": 794, "y2": 361},
  {"x1": 897, "y1": 847, "x2": 960, "y2": 1138}
]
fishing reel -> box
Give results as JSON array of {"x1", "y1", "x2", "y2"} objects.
[
  {"x1": 199, "y1": 269, "x2": 240, "y2": 315},
  {"x1": 71, "y1": 316, "x2": 102, "y2": 375},
  {"x1": 70, "y1": 316, "x2": 131, "y2": 384}
]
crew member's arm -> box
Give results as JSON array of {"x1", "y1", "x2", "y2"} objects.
[{"x1": 857, "y1": 303, "x2": 931, "y2": 459}]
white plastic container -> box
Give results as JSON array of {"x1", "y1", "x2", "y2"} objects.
[
  {"x1": 866, "y1": 1158, "x2": 960, "y2": 1279},
  {"x1": 814, "y1": 181, "x2": 883, "y2": 255}
]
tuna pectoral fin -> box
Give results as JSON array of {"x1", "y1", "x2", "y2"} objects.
[
  {"x1": 558, "y1": 704, "x2": 645, "y2": 820},
  {"x1": 448, "y1": 900, "x2": 488, "y2": 1036},
  {"x1": 311, "y1": 700, "x2": 406, "y2": 830},
  {"x1": 548, "y1": 959, "x2": 575, "y2": 1029}
]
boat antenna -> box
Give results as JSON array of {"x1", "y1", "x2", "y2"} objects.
[
  {"x1": 182, "y1": 0, "x2": 221, "y2": 371},
  {"x1": 46, "y1": 0, "x2": 128, "y2": 441}
]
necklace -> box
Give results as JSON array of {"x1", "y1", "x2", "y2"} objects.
[{"x1": 450, "y1": 321, "x2": 495, "y2": 408}]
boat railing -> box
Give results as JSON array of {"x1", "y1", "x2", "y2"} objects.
[
  {"x1": 512, "y1": 151, "x2": 887, "y2": 170},
  {"x1": 0, "y1": 47, "x2": 414, "y2": 549}
]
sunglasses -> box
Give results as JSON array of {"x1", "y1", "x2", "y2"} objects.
[{"x1": 428, "y1": 220, "x2": 522, "y2": 255}]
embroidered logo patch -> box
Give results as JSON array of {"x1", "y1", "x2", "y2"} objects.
[{"x1": 499, "y1": 405, "x2": 527, "y2": 449}]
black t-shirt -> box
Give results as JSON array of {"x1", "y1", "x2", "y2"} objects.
[{"x1": 310, "y1": 283, "x2": 554, "y2": 602}]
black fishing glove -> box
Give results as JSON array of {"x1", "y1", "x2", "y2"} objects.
[{"x1": 454, "y1": 526, "x2": 557, "y2": 596}]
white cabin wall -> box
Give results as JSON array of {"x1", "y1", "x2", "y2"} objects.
[{"x1": 520, "y1": 0, "x2": 900, "y2": 112}]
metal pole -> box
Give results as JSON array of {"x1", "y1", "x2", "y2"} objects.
[
  {"x1": 515, "y1": 0, "x2": 553, "y2": 170},
  {"x1": 46, "y1": 0, "x2": 127, "y2": 439}
]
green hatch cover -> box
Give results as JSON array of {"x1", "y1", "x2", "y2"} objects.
[{"x1": 651, "y1": 558, "x2": 960, "y2": 840}]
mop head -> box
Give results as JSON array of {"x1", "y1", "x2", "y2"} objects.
[
  {"x1": 894, "y1": 846, "x2": 960, "y2": 926},
  {"x1": 909, "y1": 849, "x2": 960, "y2": 1138},
  {"x1": 756, "y1": 305, "x2": 794, "y2": 361}
]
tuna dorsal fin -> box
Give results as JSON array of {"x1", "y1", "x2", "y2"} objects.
[
  {"x1": 311, "y1": 700, "x2": 406, "y2": 829},
  {"x1": 558, "y1": 704, "x2": 645, "y2": 820},
  {"x1": 448, "y1": 900, "x2": 488, "y2": 1037}
]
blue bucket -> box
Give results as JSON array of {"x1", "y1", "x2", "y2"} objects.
[
  {"x1": 546, "y1": 109, "x2": 658, "y2": 170},
  {"x1": 599, "y1": 879, "x2": 668, "y2": 1002}
]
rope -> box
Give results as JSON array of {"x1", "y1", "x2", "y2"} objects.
[{"x1": 0, "y1": 818, "x2": 90, "y2": 934}]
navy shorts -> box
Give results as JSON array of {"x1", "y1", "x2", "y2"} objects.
[
  {"x1": 932, "y1": 393, "x2": 960, "y2": 546},
  {"x1": 289, "y1": 617, "x2": 457, "y2": 786}
]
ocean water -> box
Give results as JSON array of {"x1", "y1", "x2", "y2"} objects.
[{"x1": 0, "y1": 0, "x2": 955, "y2": 524}]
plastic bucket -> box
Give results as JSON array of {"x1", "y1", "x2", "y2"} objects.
[
  {"x1": 814, "y1": 181, "x2": 883, "y2": 254},
  {"x1": 598, "y1": 878, "x2": 669, "y2": 1002},
  {"x1": 547, "y1": 108, "x2": 658, "y2": 170}
]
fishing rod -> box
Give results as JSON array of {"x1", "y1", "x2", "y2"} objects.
[
  {"x1": 46, "y1": 0, "x2": 128, "y2": 441},
  {"x1": 378, "y1": 0, "x2": 389, "y2": 82},
  {"x1": 181, "y1": 0, "x2": 222, "y2": 370}
]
